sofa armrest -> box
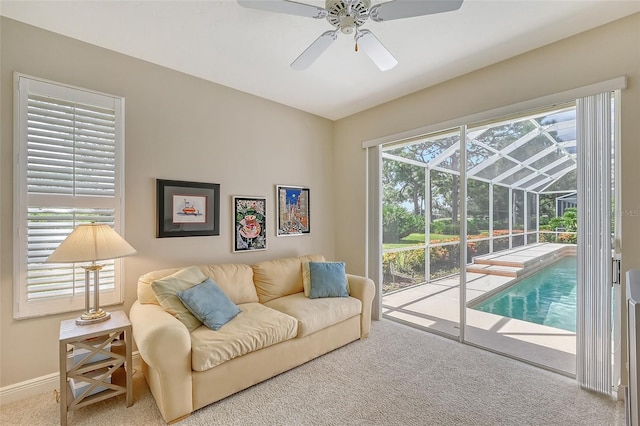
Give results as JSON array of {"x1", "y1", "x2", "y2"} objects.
[
  {"x1": 130, "y1": 300, "x2": 193, "y2": 423},
  {"x1": 346, "y1": 274, "x2": 375, "y2": 338}
]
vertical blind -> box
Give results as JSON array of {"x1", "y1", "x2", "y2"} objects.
[
  {"x1": 576, "y1": 91, "x2": 612, "y2": 394},
  {"x1": 15, "y1": 75, "x2": 124, "y2": 318}
]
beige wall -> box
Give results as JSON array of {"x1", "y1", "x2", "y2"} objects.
[{"x1": 0, "y1": 17, "x2": 334, "y2": 387}]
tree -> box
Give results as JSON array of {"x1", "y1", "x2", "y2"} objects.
[
  {"x1": 538, "y1": 194, "x2": 556, "y2": 225},
  {"x1": 547, "y1": 207, "x2": 577, "y2": 232},
  {"x1": 467, "y1": 179, "x2": 489, "y2": 219},
  {"x1": 382, "y1": 204, "x2": 423, "y2": 243},
  {"x1": 562, "y1": 207, "x2": 577, "y2": 231},
  {"x1": 382, "y1": 159, "x2": 424, "y2": 215},
  {"x1": 383, "y1": 136, "x2": 460, "y2": 219}
]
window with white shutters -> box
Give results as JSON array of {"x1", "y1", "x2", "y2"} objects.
[{"x1": 14, "y1": 75, "x2": 125, "y2": 319}]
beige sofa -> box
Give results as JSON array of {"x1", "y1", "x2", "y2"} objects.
[{"x1": 130, "y1": 254, "x2": 375, "y2": 423}]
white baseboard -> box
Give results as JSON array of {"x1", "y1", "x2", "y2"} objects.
[
  {"x1": 0, "y1": 352, "x2": 141, "y2": 405},
  {"x1": 0, "y1": 372, "x2": 59, "y2": 405}
]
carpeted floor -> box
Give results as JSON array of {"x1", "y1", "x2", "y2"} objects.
[{"x1": 0, "y1": 319, "x2": 625, "y2": 425}]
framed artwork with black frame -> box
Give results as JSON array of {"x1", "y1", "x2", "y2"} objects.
[
  {"x1": 276, "y1": 185, "x2": 310, "y2": 236},
  {"x1": 156, "y1": 179, "x2": 220, "y2": 238},
  {"x1": 233, "y1": 196, "x2": 267, "y2": 252}
]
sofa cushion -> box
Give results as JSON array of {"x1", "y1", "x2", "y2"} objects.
[
  {"x1": 264, "y1": 293, "x2": 361, "y2": 338},
  {"x1": 178, "y1": 278, "x2": 241, "y2": 331},
  {"x1": 252, "y1": 254, "x2": 324, "y2": 303},
  {"x1": 198, "y1": 264, "x2": 259, "y2": 304},
  {"x1": 151, "y1": 266, "x2": 207, "y2": 332},
  {"x1": 138, "y1": 267, "x2": 183, "y2": 305},
  {"x1": 190, "y1": 303, "x2": 298, "y2": 371},
  {"x1": 138, "y1": 264, "x2": 259, "y2": 306},
  {"x1": 308, "y1": 261, "x2": 349, "y2": 299}
]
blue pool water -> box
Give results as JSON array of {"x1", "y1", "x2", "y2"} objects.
[{"x1": 472, "y1": 256, "x2": 577, "y2": 332}]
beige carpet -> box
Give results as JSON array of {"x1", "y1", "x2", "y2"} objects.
[{"x1": 0, "y1": 319, "x2": 625, "y2": 425}]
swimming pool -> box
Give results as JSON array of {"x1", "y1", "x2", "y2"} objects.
[{"x1": 471, "y1": 256, "x2": 577, "y2": 332}]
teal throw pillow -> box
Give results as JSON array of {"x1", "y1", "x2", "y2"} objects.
[
  {"x1": 308, "y1": 262, "x2": 349, "y2": 299},
  {"x1": 177, "y1": 278, "x2": 241, "y2": 330}
]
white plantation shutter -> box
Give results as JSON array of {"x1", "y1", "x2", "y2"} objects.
[
  {"x1": 27, "y1": 94, "x2": 116, "y2": 196},
  {"x1": 14, "y1": 75, "x2": 125, "y2": 319},
  {"x1": 26, "y1": 208, "x2": 116, "y2": 300}
]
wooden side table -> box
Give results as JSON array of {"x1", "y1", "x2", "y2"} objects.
[{"x1": 59, "y1": 310, "x2": 133, "y2": 425}]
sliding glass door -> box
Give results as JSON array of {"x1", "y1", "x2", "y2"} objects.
[{"x1": 375, "y1": 92, "x2": 620, "y2": 385}]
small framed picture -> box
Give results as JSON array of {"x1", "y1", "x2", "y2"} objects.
[
  {"x1": 276, "y1": 185, "x2": 310, "y2": 236},
  {"x1": 233, "y1": 196, "x2": 267, "y2": 252},
  {"x1": 157, "y1": 179, "x2": 220, "y2": 238}
]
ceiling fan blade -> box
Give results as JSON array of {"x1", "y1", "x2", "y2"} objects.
[
  {"x1": 291, "y1": 31, "x2": 337, "y2": 71},
  {"x1": 356, "y1": 29, "x2": 398, "y2": 71},
  {"x1": 237, "y1": 0, "x2": 327, "y2": 19},
  {"x1": 370, "y1": 0, "x2": 464, "y2": 22}
]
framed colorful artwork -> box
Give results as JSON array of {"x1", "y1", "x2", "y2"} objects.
[
  {"x1": 276, "y1": 185, "x2": 310, "y2": 236},
  {"x1": 233, "y1": 196, "x2": 267, "y2": 252},
  {"x1": 156, "y1": 179, "x2": 220, "y2": 238}
]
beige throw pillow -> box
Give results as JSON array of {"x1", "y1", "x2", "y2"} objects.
[
  {"x1": 151, "y1": 265, "x2": 206, "y2": 332},
  {"x1": 302, "y1": 261, "x2": 312, "y2": 297}
]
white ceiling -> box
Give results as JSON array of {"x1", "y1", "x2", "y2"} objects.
[{"x1": 1, "y1": 0, "x2": 639, "y2": 120}]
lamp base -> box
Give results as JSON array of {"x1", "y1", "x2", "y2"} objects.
[{"x1": 76, "y1": 309, "x2": 111, "y2": 326}]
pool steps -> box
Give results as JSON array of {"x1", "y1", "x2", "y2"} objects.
[{"x1": 466, "y1": 243, "x2": 576, "y2": 278}]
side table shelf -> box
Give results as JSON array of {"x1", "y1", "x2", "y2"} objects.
[{"x1": 59, "y1": 310, "x2": 133, "y2": 426}]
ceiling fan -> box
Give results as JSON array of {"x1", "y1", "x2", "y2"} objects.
[{"x1": 237, "y1": 0, "x2": 464, "y2": 71}]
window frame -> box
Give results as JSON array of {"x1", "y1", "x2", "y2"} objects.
[{"x1": 13, "y1": 73, "x2": 126, "y2": 319}]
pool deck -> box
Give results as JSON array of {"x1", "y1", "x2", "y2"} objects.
[{"x1": 382, "y1": 243, "x2": 577, "y2": 375}]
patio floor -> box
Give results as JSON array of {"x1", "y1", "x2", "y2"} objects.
[{"x1": 382, "y1": 243, "x2": 577, "y2": 375}]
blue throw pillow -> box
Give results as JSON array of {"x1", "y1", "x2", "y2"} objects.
[
  {"x1": 308, "y1": 262, "x2": 349, "y2": 299},
  {"x1": 177, "y1": 278, "x2": 241, "y2": 330}
]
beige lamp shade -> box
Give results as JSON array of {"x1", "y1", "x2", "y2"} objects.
[{"x1": 46, "y1": 223, "x2": 137, "y2": 263}]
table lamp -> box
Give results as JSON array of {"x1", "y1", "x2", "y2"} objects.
[{"x1": 46, "y1": 223, "x2": 137, "y2": 325}]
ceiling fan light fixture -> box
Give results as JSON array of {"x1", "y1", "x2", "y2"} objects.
[{"x1": 340, "y1": 16, "x2": 356, "y2": 34}]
